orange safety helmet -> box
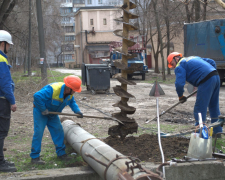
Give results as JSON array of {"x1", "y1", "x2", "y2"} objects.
[
  {"x1": 167, "y1": 52, "x2": 182, "y2": 68},
  {"x1": 64, "y1": 75, "x2": 82, "y2": 93}
]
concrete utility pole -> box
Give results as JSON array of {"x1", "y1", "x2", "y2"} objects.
[
  {"x1": 36, "y1": 0, "x2": 48, "y2": 86},
  {"x1": 62, "y1": 119, "x2": 163, "y2": 180},
  {"x1": 28, "y1": 0, "x2": 31, "y2": 76},
  {"x1": 23, "y1": 40, "x2": 27, "y2": 73},
  {"x1": 215, "y1": 0, "x2": 225, "y2": 9}
]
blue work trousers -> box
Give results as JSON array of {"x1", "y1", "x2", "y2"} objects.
[
  {"x1": 194, "y1": 75, "x2": 222, "y2": 134},
  {"x1": 30, "y1": 107, "x2": 66, "y2": 159}
]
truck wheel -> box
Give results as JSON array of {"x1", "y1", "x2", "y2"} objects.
[
  {"x1": 105, "y1": 89, "x2": 110, "y2": 94},
  {"x1": 127, "y1": 74, "x2": 132, "y2": 80},
  {"x1": 142, "y1": 73, "x2": 145, "y2": 80},
  {"x1": 91, "y1": 89, "x2": 96, "y2": 95}
]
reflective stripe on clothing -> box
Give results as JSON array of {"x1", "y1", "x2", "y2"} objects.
[
  {"x1": 33, "y1": 82, "x2": 80, "y2": 114},
  {"x1": 50, "y1": 82, "x2": 72, "y2": 103},
  {"x1": 0, "y1": 51, "x2": 15, "y2": 105},
  {"x1": 0, "y1": 54, "x2": 8, "y2": 65}
]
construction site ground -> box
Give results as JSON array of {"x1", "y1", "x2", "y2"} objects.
[{"x1": 4, "y1": 69, "x2": 225, "y2": 173}]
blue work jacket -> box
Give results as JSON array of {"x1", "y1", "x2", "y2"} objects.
[
  {"x1": 0, "y1": 50, "x2": 15, "y2": 105},
  {"x1": 33, "y1": 82, "x2": 80, "y2": 113},
  {"x1": 175, "y1": 56, "x2": 217, "y2": 97}
]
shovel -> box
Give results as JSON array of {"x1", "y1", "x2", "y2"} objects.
[
  {"x1": 48, "y1": 111, "x2": 124, "y2": 125},
  {"x1": 145, "y1": 90, "x2": 197, "y2": 124}
]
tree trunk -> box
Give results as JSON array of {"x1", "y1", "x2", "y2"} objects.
[
  {"x1": 36, "y1": 0, "x2": 48, "y2": 86},
  {"x1": 185, "y1": 0, "x2": 191, "y2": 23},
  {"x1": 0, "y1": 0, "x2": 17, "y2": 29},
  {"x1": 195, "y1": 0, "x2": 200, "y2": 22},
  {"x1": 164, "y1": 0, "x2": 171, "y2": 75},
  {"x1": 203, "y1": 0, "x2": 207, "y2": 20},
  {"x1": 152, "y1": 0, "x2": 166, "y2": 80},
  {"x1": 154, "y1": 53, "x2": 160, "y2": 73}
]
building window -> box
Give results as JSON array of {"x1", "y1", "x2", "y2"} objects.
[
  {"x1": 62, "y1": 0, "x2": 72, "y2": 2},
  {"x1": 90, "y1": 19, "x2": 93, "y2": 25},
  {"x1": 73, "y1": 0, "x2": 84, "y2": 3},
  {"x1": 87, "y1": 0, "x2": 92, "y2": 4},
  {"x1": 65, "y1": 36, "x2": 75, "y2": 41},
  {"x1": 98, "y1": 0, "x2": 102, "y2": 4},
  {"x1": 63, "y1": 26, "x2": 74, "y2": 33},
  {"x1": 64, "y1": 54, "x2": 73, "y2": 60},
  {"x1": 63, "y1": 45, "x2": 74, "y2": 51},
  {"x1": 103, "y1": 18, "x2": 107, "y2": 25},
  {"x1": 62, "y1": 17, "x2": 70, "y2": 22},
  {"x1": 61, "y1": 8, "x2": 71, "y2": 14}
]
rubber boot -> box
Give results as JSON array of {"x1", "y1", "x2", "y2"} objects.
[
  {"x1": 0, "y1": 137, "x2": 4, "y2": 163},
  {"x1": 211, "y1": 118, "x2": 223, "y2": 138},
  {"x1": 31, "y1": 157, "x2": 45, "y2": 165},
  {"x1": 0, "y1": 161, "x2": 17, "y2": 172},
  {"x1": 57, "y1": 154, "x2": 73, "y2": 161},
  {"x1": 4, "y1": 160, "x2": 15, "y2": 166}
]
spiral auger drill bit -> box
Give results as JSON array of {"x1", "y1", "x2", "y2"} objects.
[{"x1": 108, "y1": 0, "x2": 142, "y2": 140}]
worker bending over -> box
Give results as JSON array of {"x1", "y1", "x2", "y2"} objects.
[
  {"x1": 167, "y1": 52, "x2": 222, "y2": 137},
  {"x1": 30, "y1": 75, "x2": 83, "y2": 164}
]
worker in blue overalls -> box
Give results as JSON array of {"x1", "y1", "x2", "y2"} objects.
[
  {"x1": 30, "y1": 75, "x2": 83, "y2": 164},
  {"x1": 167, "y1": 52, "x2": 222, "y2": 137}
]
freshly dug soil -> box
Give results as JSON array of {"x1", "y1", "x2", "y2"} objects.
[{"x1": 104, "y1": 134, "x2": 190, "y2": 163}]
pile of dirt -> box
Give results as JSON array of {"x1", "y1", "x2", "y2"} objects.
[{"x1": 104, "y1": 134, "x2": 190, "y2": 163}]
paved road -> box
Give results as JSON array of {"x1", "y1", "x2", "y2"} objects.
[{"x1": 53, "y1": 68, "x2": 81, "y2": 76}]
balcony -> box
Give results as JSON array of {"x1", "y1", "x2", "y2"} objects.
[
  {"x1": 61, "y1": 22, "x2": 74, "y2": 26},
  {"x1": 64, "y1": 59, "x2": 75, "y2": 62},
  {"x1": 60, "y1": 3, "x2": 73, "y2": 7},
  {"x1": 73, "y1": 0, "x2": 85, "y2": 4}
]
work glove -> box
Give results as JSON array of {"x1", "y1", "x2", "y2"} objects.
[
  {"x1": 42, "y1": 109, "x2": 49, "y2": 115},
  {"x1": 76, "y1": 111, "x2": 83, "y2": 118},
  {"x1": 179, "y1": 96, "x2": 187, "y2": 104}
]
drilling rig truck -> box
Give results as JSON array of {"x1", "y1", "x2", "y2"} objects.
[{"x1": 109, "y1": 35, "x2": 148, "y2": 80}]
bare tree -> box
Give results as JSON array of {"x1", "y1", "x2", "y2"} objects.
[
  {"x1": 0, "y1": 0, "x2": 17, "y2": 29},
  {"x1": 2, "y1": 0, "x2": 63, "y2": 73}
]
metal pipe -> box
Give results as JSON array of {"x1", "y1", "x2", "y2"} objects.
[
  {"x1": 156, "y1": 98, "x2": 165, "y2": 178},
  {"x1": 146, "y1": 90, "x2": 197, "y2": 123},
  {"x1": 49, "y1": 111, "x2": 124, "y2": 125},
  {"x1": 62, "y1": 119, "x2": 162, "y2": 180}
]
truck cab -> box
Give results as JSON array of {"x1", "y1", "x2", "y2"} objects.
[{"x1": 110, "y1": 51, "x2": 148, "y2": 80}]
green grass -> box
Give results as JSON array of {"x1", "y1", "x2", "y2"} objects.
[
  {"x1": 137, "y1": 123, "x2": 193, "y2": 136},
  {"x1": 5, "y1": 144, "x2": 84, "y2": 172},
  {"x1": 212, "y1": 137, "x2": 225, "y2": 152},
  {"x1": 144, "y1": 77, "x2": 176, "y2": 84},
  {"x1": 11, "y1": 69, "x2": 80, "y2": 84}
]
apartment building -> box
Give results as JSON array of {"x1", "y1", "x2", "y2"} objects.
[
  {"x1": 60, "y1": 0, "x2": 123, "y2": 68},
  {"x1": 73, "y1": 6, "x2": 123, "y2": 67},
  {"x1": 60, "y1": 0, "x2": 75, "y2": 66},
  {"x1": 85, "y1": 0, "x2": 122, "y2": 6}
]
